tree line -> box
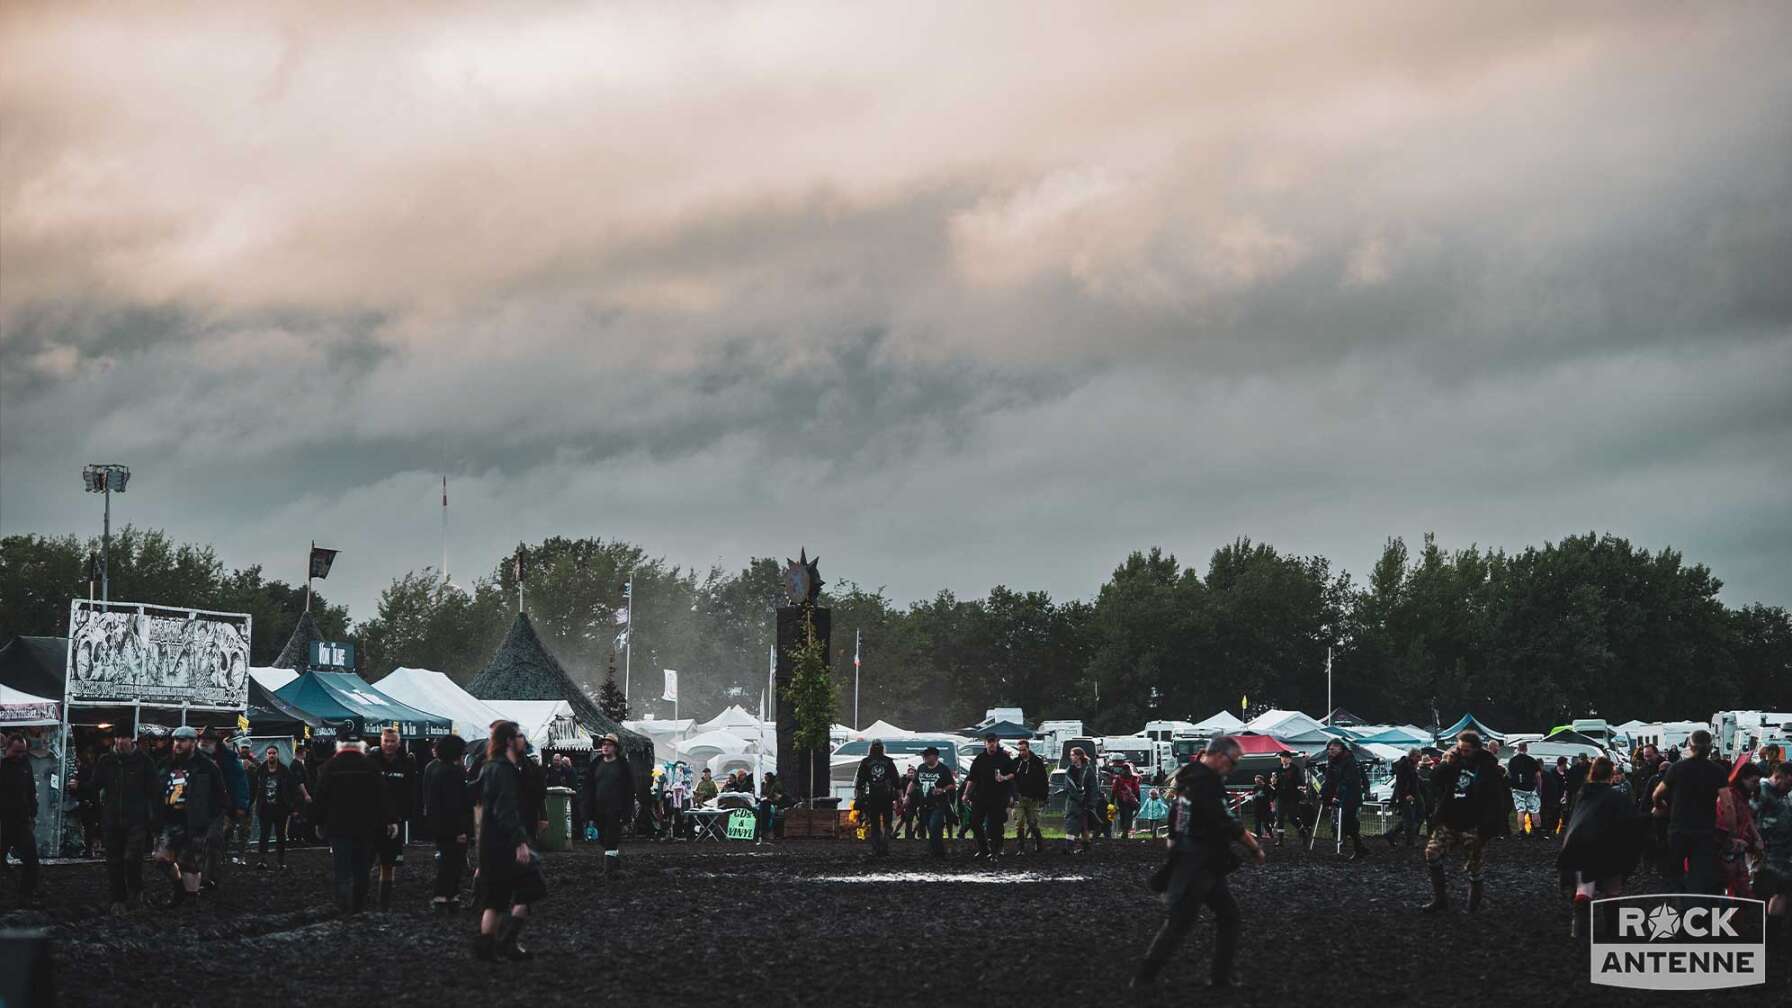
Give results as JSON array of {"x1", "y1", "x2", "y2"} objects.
[{"x1": 2, "y1": 528, "x2": 1786, "y2": 733}]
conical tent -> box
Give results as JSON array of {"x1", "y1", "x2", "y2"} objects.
[
  {"x1": 468, "y1": 612, "x2": 653, "y2": 777},
  {"x1": 1190, "y1": 710, "x2": 1245, "y2": 733},
  {"x1": 274, "y1": 669, "x2": 450, "y2": 738},
  {"x1": 1437, "y1": 713, "x2": 1505, "y2": 742},
  {"x1": 272, "y1": 611, "x2": 327, "y2": 670},
  {"x1": 247, "y1": 675, "x2": 320, "y2": 735}
]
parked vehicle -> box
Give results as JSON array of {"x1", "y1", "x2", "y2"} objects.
[{"x1": 1711, "y1": 711, "x2": 1792, "y2": 756}]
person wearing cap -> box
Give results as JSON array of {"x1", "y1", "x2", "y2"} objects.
[
  {"x1": 197, "y1": 727, "x2": 251, "y2": 889},
  {"x1": 0, "y1": 733, "x2": 40, "y2": 905},
  {"x1": 153, "y1": 725, "x2": 228, "y2": 907},
  {"x1": 475, "y1": 720, "x2": 539, "y2": 961},
  {"x1": 95, "y1": 724, "x2": 159, "y2": 912},
  {"x1": 582, "y1": 733, "x2": 637, "y2": 878},
  {"x1": 906, "y1": 746, "x2": 957, "y2": 857},
  {"x1": 311, "y1": 718, "x2": 388, "y2": 914},
  {"x1": 1131, "y1": 736, "x2": 1264, "y2": 990},
  {"x1": 368, "y1": 726, "x2": 418, "y2": 909},
  {"x1": 963, "y1": 735, "x2": 1016, "y2": 860},
  {"x1": 1319, "y1": 738, "x2": 1370, "y2": 862},
  {"x1": 854, "y1": 739, "x2": 901, "y2": 857}
]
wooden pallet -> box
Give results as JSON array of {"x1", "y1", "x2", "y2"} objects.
[{"x1": 779, "y1": 807, "x2": 853, "y2": 840}]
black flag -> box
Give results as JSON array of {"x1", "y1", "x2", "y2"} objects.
[{"x1": 309, "y1": 546, "x2": 339, "y2": 580}]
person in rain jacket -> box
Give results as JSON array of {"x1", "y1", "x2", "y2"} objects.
[
  {"x1": 1062, "y1": 747, "x2": 1100, "y2": 854},
  {"x1": 1557, "y1": 756, "x2": 1644, "y2": 937}
]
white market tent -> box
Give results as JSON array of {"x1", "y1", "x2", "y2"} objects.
[
  {"x1": 860, "y1": 719, "x2": 915, "y2": 739},
  {"x1": 1191, "y1": 711, "x2": 1245, "y2": 733},
  {"x1": 375, "y1": 668, "x2": 508, "y2": 740},
  {"x1": 250, "y1": 666, "x2": 298, "y2": 693},
  {"x1": 675, "y1": 729, "x2": 753, "y2": 762},
  {"x1": 0, "y1": 683, "x2": 60, "y2": 726},
  {"x1": 696, "y1": 704, "x2": 765, "y2": 740},
  {"x1": 623, "y1": 717, "x2": 698, "y2": 764},
  {"x1": 1245, "y1": 709, "x2": 1337, "y2": 754},
  {"x1": 486, "y1": 699, "x2": 575, "y2": 751}
]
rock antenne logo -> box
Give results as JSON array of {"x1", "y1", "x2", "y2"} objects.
[{"x1": 1591, "y1": 895, "x2": 1764, "y2": 991}]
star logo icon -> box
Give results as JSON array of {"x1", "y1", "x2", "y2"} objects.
[{"x1": 1646, "y1": 902, "x2": 1681, "y2": 940}]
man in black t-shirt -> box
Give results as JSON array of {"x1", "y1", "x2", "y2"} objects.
[
  {"x1": 1652, "y1": 729, "x2": 1729, "y2": 895},
  {"x1": 963, "y1": 736, "x2": 1016, "y2": 860},
  {"x1": 367, "y1": 728, "x2": 416, "y2": 909},
  {"x1": 906, "y1": 747, "x2": 956, "y2": 857},
  {"x1": 1506, "y1": 742, "x2": 1542, "y2": 838},
  {"x1": 854, "y1": 739, "x2": 901, "y2": 857}
]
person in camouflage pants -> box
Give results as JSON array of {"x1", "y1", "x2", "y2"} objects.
[{"x1": 1421, "y1": 732, "x2": 1500, "y2": 912}]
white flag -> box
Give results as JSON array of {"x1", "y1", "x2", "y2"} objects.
[{"x1": 662, "y1": 669, "x2": 678, "y2": 702}]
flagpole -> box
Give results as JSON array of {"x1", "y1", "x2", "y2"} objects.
[
  {"x1": 853, "y1": 628, "x2": 861, "y2": 731},
  {"x1": 623, "y1": 576, "x2": 634, "y2": 710},
  {"x1": 1326, "y1": 646, "x2": 1333, "y2": 724},
  {"x1": 440, "y1": 475, "x2": 448, "y2": 585},
  {"x1": 305, "y1": 539, "x2": 313, "y2": 612}
]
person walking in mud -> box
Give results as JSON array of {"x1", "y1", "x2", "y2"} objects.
[
  {"x1": 1, "y1": 733, "x2": 42, "y2": 907},
  {"x1": 1062, "y1": 746, "x2": 1100, "y2": 855},
  {"x1": 1320, "y1": 739, "x2": 1369, "y2": 861},
  {"x1": 154, "y1": 726, "x2": 228, "y2": 908},
  {"x1": 963, "y1": 734, "x2": 1016, "y2": 860},
  {"x1": 368, "y1": 727, "x2": 417, "y2": 909},
  {"x1": 1270, "y1": 750, "x2": 1310, "y2": 847},
  {"x1": 1010, "y1": 737, "x2": 1050, "y2": 854},
  {"x1": 251, "y1": 744, "x2": 297, "y2": 870},
  {"x1": 907, "y1": 746, "x2": 957, "y2": 858},
  {"x1": 1131, "y1": 736, "x2": 1264, "y2": 990},
  {"x1": 1385, "y1": 748, "x2": 1424, "y2": 848},
  {"x1": 854, "y1": 738, "x2": 901, "y2": 857},
  {"x1": 423, "y1": 733, "x2": 472, "y2": 912},
  {"x1": 1652, "y1": 728, "x2": 1730, "y2": 895},
  {"x1": 583, "y1": 733, "x2": 637, "y2": 878},
  {"x1": 476, "y1": 720, "x2": 542, "y2": 961},
  {"x1": 1420, "y1": 730, "x2": 1500, "y2": 912},
  {"x1": 311, "y1": 719, "x2": 387, "y2": 914},
  {"x1": 95, "y1": 725, "x2": 158, "y2": 912}
]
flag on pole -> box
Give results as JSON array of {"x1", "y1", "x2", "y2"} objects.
[
  {"x1": 308, "y1": 546, "x2": 338, "y2": 579},
  {"x1": 662, "y1": 669, "x2": 678, "y2": 703}
]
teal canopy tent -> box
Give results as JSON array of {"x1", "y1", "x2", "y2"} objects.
[{"x1": 274, "y1": 668, "x2": 450, "y2": 739}]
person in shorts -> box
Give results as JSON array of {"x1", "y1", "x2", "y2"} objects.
[
  {"x1": 1506, "y1": 742, "x2": 1543, "y2": 838},
  {"x1": 475, "y1": 720, "x2": 540, "y2": 961},
  {"x1": 155, "y1": 726, "x2": 227, "y2": 907}
]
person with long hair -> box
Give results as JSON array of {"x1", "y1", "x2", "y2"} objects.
[
  {"x1": 423, "y1": 733, "x2": 471, "y2": 913},
  {"x1": 1717, "y1": 760, "x2": 1764, "y2": 898},
  {"x1": 1557, "y1": 756, "x2": 1643, "y2": 937},
  {"x1": 1061, "y1": 746, "x2": 1099, "y2": 854},
  {"x1": 475, "y1": 721, "x2": 540, "y2": 961}
]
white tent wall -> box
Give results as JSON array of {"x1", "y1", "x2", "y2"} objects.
[
  {"x1": 485, "y1": 699, "x2": 574, "y2": 751},
  {"x1": 624, "y1": 717, "x2": 698, "y2": 764},
  {"x1": 249, "y1": 667, "x2": 298, "y2": 693},
  {"x1": 375, "y1": 668, "x2": 508, "y2": 741}
]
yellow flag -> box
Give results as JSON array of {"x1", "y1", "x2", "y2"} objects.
[
  {"x1": 236, "y1": 714, "x2": 250, "y2": 732},
  {"x1": 1241, "y1": 694, "x2": 1248, "y2": 711}
]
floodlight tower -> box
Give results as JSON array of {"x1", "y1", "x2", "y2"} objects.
[{"x1": 81, "y1": 464, "x2": 130, "y2": 602}]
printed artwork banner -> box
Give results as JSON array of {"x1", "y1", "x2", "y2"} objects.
[{"x1": 66, "y1": 600, "x2": 253, "y2": 707}]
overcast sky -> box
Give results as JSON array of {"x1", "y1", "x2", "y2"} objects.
[{"x1": 3, "y1": 1, "x2": 1789, "y2": 622}]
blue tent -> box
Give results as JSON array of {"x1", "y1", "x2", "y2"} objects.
[
  {"x1": 1357, "y1": 726, "x2": 1431, "y2": 745},
  {"x1": 274, "y1": 669, "x2": 450, "y2": 739},
  {"x1": 1436, "y1": 713, "x2": 1505, "y2": 743}
]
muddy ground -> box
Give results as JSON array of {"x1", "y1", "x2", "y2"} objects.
[{"x1": 4, "y1": 830, "x2": 1782, "y2": 1006}]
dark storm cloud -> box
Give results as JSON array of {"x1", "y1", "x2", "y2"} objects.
[{"x1": 3, "y1": 1, "x2": 1790, "y2": 619}]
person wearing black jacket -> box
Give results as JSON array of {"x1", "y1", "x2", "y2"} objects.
[
  {"x1": 854, "y1": 739, "x2": 901, "y2": 857},
  {"x1": 422, "y1": 734, "x2": 472, "y2": 912},
  {"x1": 476, "y1": 721, "x2": 538, "y2": 962},
  {"x1": 583, "y1": 734, "x2": 636, "y2": 878},
  {"x1": 1558, "y1": 756, "x2": 1643, "y2": 937},
  {"x1": 1319, "y1": 739, "x2": 1370, "y2": 861},
  {"x1": 1, "y1": 733, "x2": 41, "y2": 906},
  {"x1": 251, "y1": 745, "x2": 297, "y2": 870},
  {"x1": 963, "y1": 735, "x2": 1016, "y2": 860},
  {"x1": 1385, "y1": 749, "x2": 1424, "y2": 849},
  {"x1": 1421, "y1": 731, "x2": 1500, "y2": 912},
  {"x1": 1131, "y1": 736, "x2": 1265, "y2": 990},
  {"x1": 311, "y1": 719, "x2": 388, "y2": 915},
  {"x1": 1270, "y1": 751, "x2": 1310, "y2": 847},
  {"x1": 95, "y1": 726, "x2": 159, "y2": 911},
  {"x1": 153, "y1": 726, "x2": 228, "y2": 908},
  {"x1": 1540, "y1": 756, "x2": 1568, "y2": 837},
  {"x1": 1010, "y1": 738, "x2": 1050, "y2": 854},
  {"x1": 907, "y1": 747, "x2": 958, "y2": 858},
  {"x1": 368, "y1": 728, "x2": 417, "y2": 909}
]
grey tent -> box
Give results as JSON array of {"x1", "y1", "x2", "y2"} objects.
[
  {"x1": 0, "y1": 636, "x2": 67, "y2": 700},
  {"x1": 272, "y1": 611, "x2": 327, "y2": 670},
  {"x1": 468, "y1": 613, "x2": 653, "y2": 784}
]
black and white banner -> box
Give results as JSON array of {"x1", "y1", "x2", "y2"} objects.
[{"x1": 66, "y1": 600, "x2": 252, "y2": 707}]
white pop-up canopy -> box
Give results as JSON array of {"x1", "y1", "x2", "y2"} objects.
[
  {"x1": 376, "y1": 668, "x2": 509, "y2": 740},
  {"x1": 696, "y1": 704, "x2": 765, "y2": 740},
  {"x1": 1191, "y1": 710, "x2": 1245, "y2": 733},
  {"x1": 250, "y1": 666, "x2": 299, "y2": 693},
  {"x1": 860, "y1": 719, "x2": 914, "y2": 739},
  {"x1": 0, "y1": 683, "x2": 60, "y2": 726},
  {"x1": 676, "y1": 729, "x2": 753, "y2": 761}
]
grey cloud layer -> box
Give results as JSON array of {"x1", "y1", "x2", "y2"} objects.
[{"x1": 3, "y1": 1, "x2": 1790, "y2": 619}]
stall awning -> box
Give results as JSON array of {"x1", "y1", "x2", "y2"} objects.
[{"x1": 274, "y1": 669, "x2": 451, "y2": 738}]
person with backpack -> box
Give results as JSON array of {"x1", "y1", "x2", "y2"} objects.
[{"x1": 853, "y1": 739, "x2": 901, "y2": 857}]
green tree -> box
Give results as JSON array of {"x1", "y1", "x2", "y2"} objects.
[
  {"x1": 598, "y1": 655, "x2": 629, "y2": 721},
  {"x1": 785, "y1": 610, "x2": 836, "y2": 797}
]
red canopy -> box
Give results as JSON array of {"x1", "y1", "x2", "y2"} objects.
[{"x1": 1233, "y1": 733, "x2": 1295, "y2": 755}]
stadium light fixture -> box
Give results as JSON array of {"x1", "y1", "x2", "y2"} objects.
[{"x1": 81, "y1": 464, "x2": 130, "y2": 603}]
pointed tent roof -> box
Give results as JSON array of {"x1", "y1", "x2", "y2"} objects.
[
  {"x1": 862, "y1": 719, "x2": 913, "y2": 739},
  {"x1": 1234, "y1": 733, "x2": 1295, "y2": 755},
  {"x1": 468, "y1": 612, "x2": 652, "y2": 767},
  {"x1": 962, "y1": 719, "x2": 1035, "y2": 739},
  {"x1": 1437, "y1": 713, "x2": 1506, "y2": 742},
  {"x1": 1245, "y1": 709, "x2": 1331, "y2": 739},
  {"x1": 696, "y1": 704, "x2": 763, "y2": 735},
  {"x1": 246, "y1": 674, "x2": 320, "y2": 734},
  {"x1": 272, "y1": 612, "x2": 326, "y2": 670},
  {"x1": 1191, "y1": 710, "x2": 1245, "y2": 733},
  {"x1": 0, "y1": 635, "x2": 68, "y2": 701},
  {"x1": 1323, "y1": 707, "x2": 1368, "y2": 727},
  {"x1": 375, "y1": 667, "x2": 509, "y2": 740}
]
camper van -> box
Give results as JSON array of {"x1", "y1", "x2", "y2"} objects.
[
  {"x1": 1035, "y1": 720, "x2": 1084, "y2": 761},
  {"x1": 1097, "y1": 735, "x2": 1158, "y2": 774},
  {"x1": 1711, "y1": 711, "x2": 1792, "y2": 756},
  {"x1": 1141, "y1": 720, "x2": 1198, "y2": 743}
]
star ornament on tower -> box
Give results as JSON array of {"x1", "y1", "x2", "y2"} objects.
[{"x1": 783, "y1": 548, "x2": 823, "y2": 607}]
